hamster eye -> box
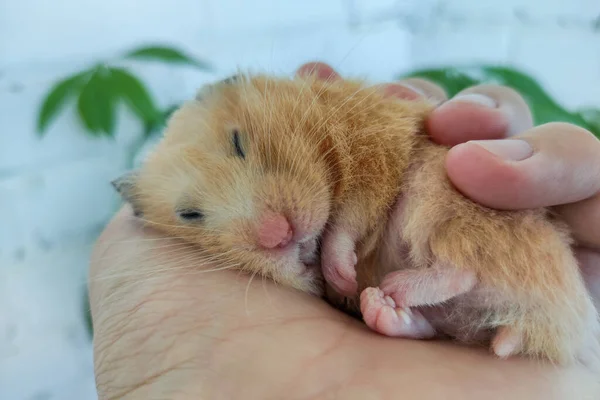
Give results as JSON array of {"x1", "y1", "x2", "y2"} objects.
[
  {"x1": 232, "y1": 129, "x2": 245, "y2": 159},
  {"x1": 177, "y1": 209, "x2": 204, "y2": 222}
]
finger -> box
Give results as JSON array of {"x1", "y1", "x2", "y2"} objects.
[
  {"x1": 295, "y1": 62, "x2": 341, "y2": 81},
  {"x1": 385, "y1": 77, "x2": 449, "y2": 103},
  {"x1": 555, "y1": 193, "x2": 600, "y2": 249},
  {"x1": 88, "y1": 206, "x2": 161, "y2": 314},
  {"x1": 373, "y1": 82, "x2": 431, "y2": 101},
  {"x1": 427, "y1": 84, "x2": 534, "y2": 146},
  {"x1": 294, "y1": 62, "x2": 428, "y2": 101},
  {"x1": 445, "y1": 122, "x2": 600, "y2": 210},
  {"x1": 295, "y1": 62, "x2": 447, "y2": 103},
  {"x1": 575, "y1": 247, "x2": 600, "y2": 306}
]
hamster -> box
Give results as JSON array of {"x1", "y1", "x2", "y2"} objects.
[{"x1": 111, "y1": 72, "x2": 599, "y2": 366}]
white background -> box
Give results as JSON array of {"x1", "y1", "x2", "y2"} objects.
[{"x1": 1, "y1": 0, "x2": 599, "y2": 398}]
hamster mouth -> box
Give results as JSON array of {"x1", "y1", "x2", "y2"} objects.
[
  {"x1": 299, "y1": 236, "x2": 321, "y2": 264},
  {"x1": 262, "y1": 235, "x2": 320, "y2": 263},
  {"x1": 297, "y1": 236, "x2": 323, "y2": 279},
  {"x1": 259, "y1": 233, "x2": 322, "y2": 281}
]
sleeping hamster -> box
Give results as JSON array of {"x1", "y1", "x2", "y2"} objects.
[{"x1": 112, "y1": 73, "x2": 599, "y2": 365}]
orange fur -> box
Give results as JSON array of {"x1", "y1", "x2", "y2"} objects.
[
  {"x1": 384, "y1": 144, "x2": 600, "y2": 365},
  {"x1": 112, "y1": 73, "x2": 599, "y2": 365}
]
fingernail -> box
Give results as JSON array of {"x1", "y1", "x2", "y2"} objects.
[
  {"x1": 380, "y1": 83, "x2": 425, "y2": 101},
  {"x1": 469, "y1": 139, "x2": 533, "y2": 161},
  {"x1": 451, "y1": 93, "x2": 498, "y2": 108},
  {"x1": 396, "y1": 82, "x2": 426, "y2": 97}
]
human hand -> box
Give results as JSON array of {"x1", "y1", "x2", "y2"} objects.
[{"x1": 88, "y1": 63, "x2": 600, "y2": 400}]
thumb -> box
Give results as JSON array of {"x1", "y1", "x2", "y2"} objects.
[{"x1": 445, "y1": 122, "x2": 600, "y2": 210}]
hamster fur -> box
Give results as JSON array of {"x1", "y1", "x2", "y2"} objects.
[{"x1": 112, "y1": 73, "x2": 599, "y2": 366}]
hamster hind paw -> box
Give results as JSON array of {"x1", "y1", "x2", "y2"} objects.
[
  {"x1": 360, "y1": 287, "x2": 436, "y2": 338},
  {"x1": 379, "y1": 263, "x2": 477, "y2": 308}
]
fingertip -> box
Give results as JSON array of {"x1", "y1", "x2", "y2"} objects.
[
  {"x1": 428, "y1": 84, "x2": 534, "y2": 146},
  {"x1": 393, "y1": 77, "x2": 449, "y2": 104},
  {"x1": 378, "y1": 83, "x2": 424, "y2": 101},
  {"x1": 296, "y1": 62, "x2": 341, "y2": 81},
  {"x1": 445, "y1": 142, "x2": 526, "y2": 209},
  {"x1": 428, "y1": 101, "x2": 509, "y2": 146},
  {"x1": 457, "y1": 84, "x2": 534, "y2": 137}
]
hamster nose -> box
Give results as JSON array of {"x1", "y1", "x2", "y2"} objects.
[{"x1": 257, "y1": 213, "x2": 293, "y2": 249}]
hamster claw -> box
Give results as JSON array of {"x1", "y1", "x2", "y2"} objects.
[
  {"x1": 360, "y1": 287, "x2": 435, "y2": 338},
  {"x1": 491, "y1": 326, "x2": 522, "y2": 359}
]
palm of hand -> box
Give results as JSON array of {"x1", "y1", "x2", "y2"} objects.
[
  {"x1": 90, "y1": 208, "x2": 598, "y2": 400},
  {"x1": 90, "y1": 63, "x2": 600, "y2": 399}
]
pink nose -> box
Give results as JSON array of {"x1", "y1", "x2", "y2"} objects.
[{"x1": 257, "y1": 213, "x2": 293, "y2": 249}]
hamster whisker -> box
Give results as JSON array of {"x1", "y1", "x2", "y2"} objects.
[
  {"x1": 295, "y1": 92, "x2": 391, "y2": 180},
  {"x1": 286, "y1": 75, "x2": 342, "y2": 176},
  {"x1": 132, "y1": 217, "x2": 202, "y2": 230},
  {"x1": 244, "y1": 269, "x2": 260, "y2": 317},
  {"x1": 105, "y1": 237, "x2": 201, "y2": 244},
  {"x1": 90, "y1": 251, "x2": 244, "y2": 284},
  {"x1": 260, "y1": 272, "x2": 278, "y2": 312},
  {"x1": 90, "y1": 261, "x2": 247, "y2": 312},
  {"x1": 304, "y1": 84, "x2": 370, "y2": 142},
  {"x1": 288, "y1": 85, "x2": 366, "y2": 175},
  {"x1": 259, "y1": 76, "x2": 275, "y2": 178},
  {"x1": 91, "y1": 241, "x2": 199, "y2": 264},
  {"x1": 90, "y1": 244, "x2": 214, "y2": 273}
]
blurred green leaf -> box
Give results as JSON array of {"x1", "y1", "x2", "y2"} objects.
[
  {"x1": 577, "y1": 108, "x2": 600, "y2": 137},
  {"x1": 400, "y1": 65, "x2": 600, "y2": 138},
  {"x1": 83, "y1": 288, "x2": 93, "y2": 338},
  {"x1": 37, "y1": 43, "x2": 214, "y2": 140},
  {"x1": 124, "y1": 45, "x2": 212, "y2": 71},
  {"x1": 37, "y1": 70, "x2": 92, "y2": 135},
  {"x1": 76, "y1": 65, "x2": 117, "y2": 136},
  {"x1": 109, "y1": 67, "x2": 162, "y2": 128},
  {"x1": 143, "y1": 104, "x2": 180, "y2": 137}
]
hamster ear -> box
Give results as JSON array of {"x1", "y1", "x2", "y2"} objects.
[
  {"x1": 220, "y1": 74, "x2": 240, "y2": 85},
  {"x1": 111, "y1": 170, "x2": 143, "y2": 217},
  {"x1": 195, "y1": 74, "x2": 241, "y2": 101}
]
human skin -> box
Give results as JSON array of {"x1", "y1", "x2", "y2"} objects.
[{"x1": 89, "y1": 62, "x2": 600, "y2": 400}]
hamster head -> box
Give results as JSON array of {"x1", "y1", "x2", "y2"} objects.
[{"x1": 112, "y1": 74, "x2": 337, "y2": 295}]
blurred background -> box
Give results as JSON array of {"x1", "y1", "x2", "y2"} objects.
[{"x1": 0, "y1": 0, "x2": 598, "y2": 398}]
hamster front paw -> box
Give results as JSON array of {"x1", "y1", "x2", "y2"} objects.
[{"x1": 321, "y1": 228, "x2": 359, "y2": 297}]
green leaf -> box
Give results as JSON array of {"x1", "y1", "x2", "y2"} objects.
[
  {"x1": 37, "y1": 70, "x2": 92, "y2": 135},
  {"x1": 577, "y1": 108, "x2": 600, "y2": 128},
  {"x1": 76, "y1": 65, "x2": 117, "y2": 137},
  {"x1": 401, "y1": 65, "x2": 597, "y2": 134},
  {"x1": 82, "y1": 287, "x2": 94, "y2": 338},
  {"x1": 108, "y1": 67, "x2": 162, "y2": 127},
  {"x1": 124, "y1": 45, "x2": 212, "y2": 71},
  {"x1": 577, "y1": 108, "x2": 600, "y2": 138},
  {"x1": 143, "y1": 103, "x2": 180, "y2": 137}
]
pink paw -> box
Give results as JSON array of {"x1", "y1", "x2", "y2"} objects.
[
  {"x1": 491, "y1": 326, "x2": 521, "y2": 359},
  {"x1": 321, "y1": 230, "x2": 358, "y2": 296},
  {"x1": 360, "y1": 287, "x2": 436, "y2": 339}
]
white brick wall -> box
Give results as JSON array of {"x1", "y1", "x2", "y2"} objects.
[{"x1": 1, "y1": 0, "x2": 599, "y2": 398}]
